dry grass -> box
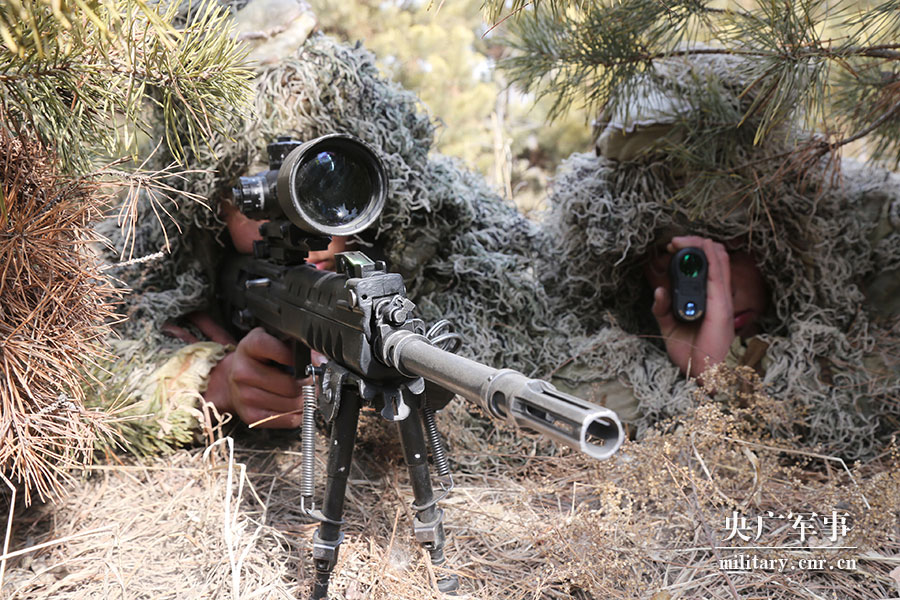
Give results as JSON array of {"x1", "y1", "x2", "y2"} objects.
[
  {"x1": 0, "y1": 128, "x2": 216, "y2": 505},
  {"x1": 0, "y1": 129, "x2": 120, "y2": 505},
  {"x1": 1, "y1": 364, "x2": 898, "y2": 599}
]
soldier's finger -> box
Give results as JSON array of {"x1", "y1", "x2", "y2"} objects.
[
  {"x1": 230, "y1": 348, "x2": 301, "y2": 396},
  {"x1": 715, "y1": 242, "x2": 731, "y2": 304},
  {"x1": 651, "y1": 285, "x2": 671, "y2": 318},
  {"x1": 161, "y1": 322, "x2": 199, "y2": 344},
  {"x1": 702, "y1": 239, "x2": 725, "y2": 281},
  {"x1": 240, "y1": 386, "x2": 304, "y2": 415},
  {"x1": 188, "y1": 311, "x2": 237, "y2": 346},
  {"x1": 240, "y1": 327, "x2": 294, "y2": 367},
  {"x1": 311, "y1": 349, "x2": 328, "y2": 367},
  {"x1": 241, "y1": 363, "x2": 302, "y2": 397},
  {"x1": 651, "y1": 286, "x2": 678, "y2": 336},
  {"x1": 702, "y1": 239, "x2": 734, "y2": 323},
  {"x1": 667, "y1": 235, "x2": 710, "y2": 253}
]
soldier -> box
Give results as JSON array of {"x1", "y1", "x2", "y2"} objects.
[
  {"x1": 541, "y1": 52, "x2": 900, "y2": 458},
  {"x1": 92, "y1": 1, "x2": 549, "y2": 453}
]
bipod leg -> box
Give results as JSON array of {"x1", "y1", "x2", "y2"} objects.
[
  {"x1": 396, "y1": 407, "x2": 460, "y2": 594},
  {"x1": 310, "y1": 392, "x2": 361, "y2": 600}
]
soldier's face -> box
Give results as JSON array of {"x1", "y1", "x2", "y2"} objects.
[
  {"x1": 223, "y1": 199, "x2": 349, "y2": 272},
  {"x1": 727, "y1": 248, "x2": 768, "y2": 338},
  {"x1": 645, "y1": 237, "x2": 768, "y2": 338}
]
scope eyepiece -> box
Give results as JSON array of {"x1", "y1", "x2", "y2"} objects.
[
  {"x1": 233, "y1": 172, "x2": 271, "y2": 215},
  {"x1": 669, "y1": 247, "x2": 708, "y2": 323},
  {"x1": 231, "y1": 134, "x2": 387, "y2": 237}
]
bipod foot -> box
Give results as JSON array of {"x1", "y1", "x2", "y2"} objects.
[
  {"x1": 420, "y1": 522, "x2": 459, "y2": 595},
  {"x1": 437, "y1": 573, "x2": 461, "y2": 594},
  {"x1": 397, "y1": 403, "x2": 460, "y2": 596}
]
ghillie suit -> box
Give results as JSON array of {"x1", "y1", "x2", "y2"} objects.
[
  {"x1": 95, "y1": 9, "x2": 899, "y2": 460},
  {"x1": 92, "y1": 2, "x2": 554, "y2": 453},
  {"x1": 538, "y1": 53, "x2": 900, "y2": 459}
]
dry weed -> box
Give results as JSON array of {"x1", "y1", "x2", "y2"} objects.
[{"x1": 1, "y1": 365, "x2": 897, "y2": 599}]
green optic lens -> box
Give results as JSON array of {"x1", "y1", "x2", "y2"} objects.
[{"x1": 680, "y1": 253, "x2": 702, "y2": 278}]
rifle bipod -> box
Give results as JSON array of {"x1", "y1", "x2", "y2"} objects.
[{"x1": 300, "y1": 363, "x2": 460, "y2": 599}]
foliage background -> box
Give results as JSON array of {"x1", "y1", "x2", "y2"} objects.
[
  {"x1": 309, "y1": 0, "x2": 595, "y2": 213},
  {"x1": 309, "y1": 0, "x2": 900, "y2": 215},
  {"x1": 0, "y1": 0, "x2": 252, "y2": 502}
]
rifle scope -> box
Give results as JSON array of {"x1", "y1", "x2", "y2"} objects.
[{"x1": 232, "y1": 134, "x2": 387, "y2": 237}]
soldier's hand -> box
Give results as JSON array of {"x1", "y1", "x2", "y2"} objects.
[
  {"x1": 204, "y1": 327, "x2": 307, "y2": 428},
  {"x1": 646, "y1": 236, "x2": 735, "y2": 378}
]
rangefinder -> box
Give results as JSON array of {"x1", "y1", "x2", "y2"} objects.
[{"x1": 669, "y1": 247, "x2": 707, "y2": 323}]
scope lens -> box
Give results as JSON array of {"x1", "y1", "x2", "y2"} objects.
[
  {"x1": 679, "y1": 252, "x2": 703, "y2": 278},
  {"x1": 293, "y1": 150, "x2": 374, "y2": 229}
]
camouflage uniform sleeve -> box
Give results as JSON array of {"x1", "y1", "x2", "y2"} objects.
[
  {"x1": 124, "y1": 341, "x2": 231, "y2": 442},
  {"x1": 92, "y1": 338, "x2": 232, "y2": 456}
]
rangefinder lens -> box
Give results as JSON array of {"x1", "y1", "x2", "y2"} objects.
[
  {"x1": 669, "y1": 247, "x2": 707, "y2": 323},
  {"x1": 679, "y1": 252, "x2": 703, "y2": 278},
  {"x1": 293, "y1": 151, "x2": 371, "y2": 228}
]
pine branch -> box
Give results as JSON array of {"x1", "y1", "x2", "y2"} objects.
[
  {"x1": 0, "y1": 0, "x2": 253, "y2": 174},
  {"x1": 499, "y1": 0, "x2": 709, "y2": 119},
  {"x1": 493, "y1": 0, "x2": 900, "y2": 166}
]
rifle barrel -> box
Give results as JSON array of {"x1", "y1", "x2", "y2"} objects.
[{"x1": 382, "y1": 330, "x2": 624, "y2": 460}]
